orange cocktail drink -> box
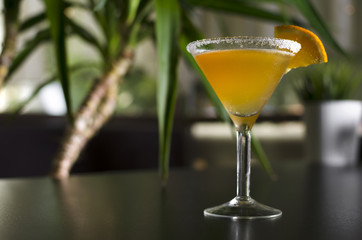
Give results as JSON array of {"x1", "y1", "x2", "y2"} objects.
[{"x1": 195, "y1": 49, "x2": 293, "y2": 128}]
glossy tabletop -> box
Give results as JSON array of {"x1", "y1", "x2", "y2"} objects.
[{"x1": 0, "y1": 162, "x2": 361, "y2": 240}]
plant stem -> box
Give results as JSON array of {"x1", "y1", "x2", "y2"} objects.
[
  {"x1": 0, "y1": 0, "x2": 20, "y2": 88},
  {"x1": 50, "y1": 50, "x2": 133, "y2": 179}
]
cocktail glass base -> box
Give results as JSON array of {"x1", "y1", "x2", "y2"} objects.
[{"x1": 204, "y1": 196, "x2": 282, "y2": 220}]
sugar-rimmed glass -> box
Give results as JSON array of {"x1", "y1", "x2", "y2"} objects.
[{"x1": 187, "y1": 36, "x2": 300, "y2": 219}]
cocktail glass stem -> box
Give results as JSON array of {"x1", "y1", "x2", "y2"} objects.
[
  {"x1": 236, "y1": 128, "x2": 251, "y2": 199},
  {"x1": 203, "y1": 125, "x2": 282, "y2": 219}
]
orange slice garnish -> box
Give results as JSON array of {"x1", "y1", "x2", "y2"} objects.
[{"x1": 274, "y1": 25, "x2": 328, "y2": 69}]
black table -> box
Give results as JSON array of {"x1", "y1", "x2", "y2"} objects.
[{"x1": 0, "y1": 163, "x2": 361, "y2": 240}]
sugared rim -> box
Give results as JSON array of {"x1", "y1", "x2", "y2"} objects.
[{"x1": 186, "y1": 36, "x2": 301, "y2": 56}]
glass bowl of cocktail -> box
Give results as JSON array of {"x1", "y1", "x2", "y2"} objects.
[{"x1": 187, "y1": 25, "x2": 328, "y2": 219}]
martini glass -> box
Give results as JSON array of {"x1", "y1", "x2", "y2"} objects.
[{"x1": 187, "y1": 37, "x2": 300, "y2": 219}]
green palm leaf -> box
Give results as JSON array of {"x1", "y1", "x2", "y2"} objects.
[
  {"x1": 12, "y1": 62, "x2": 100, "y2": 116},
  {"x1": 44, "y1": 0, "x2": 73, "y2": 122},
  {"x1": 290, "y1": 0, "x2": 346, "y2": 56},
  {"x1": 66, "y1": 17, "x2": 106, "y2": 60},
  {"x1": 184, "y1": 0, "x2": 302, "y2": 25},
  {"x1": 19, "y1": 12, "x2": 47, "y2": 31},
  {"x1": 154, "y1": 0, "x2": 181, "y2": 183},
  {"x1": 127, "y1": 0, "x2": 141, "y2": 24},
  {"x1": 12, "y1": 76, "x2": 57, "y2": 116},
  {"x1": 5, "y1": 29, "x2": 51, "y2": 82}
]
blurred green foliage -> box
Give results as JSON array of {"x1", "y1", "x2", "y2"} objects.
[{"x1": 294, "y1": 60, "x2": 362, "y2": 101}]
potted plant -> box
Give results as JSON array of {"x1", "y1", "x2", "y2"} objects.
[{"x1": 295, "y1": 60, "x2": 362, "y2": 167}]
